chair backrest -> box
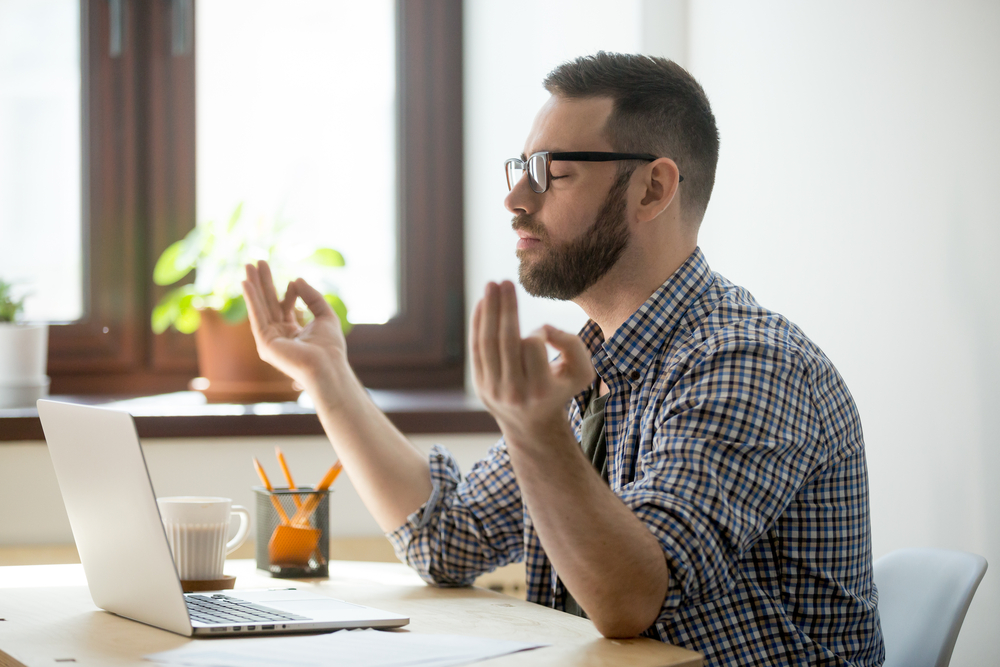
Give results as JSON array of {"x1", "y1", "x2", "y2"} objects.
[{"x1": 874, "y1": 547, "x2": 987, "y2": 667}]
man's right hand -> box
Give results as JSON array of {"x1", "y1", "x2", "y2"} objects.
[
  {"x1": 243, "y1": 260, "x2": 432, "y2": 532},
  {"x1": 242, "y1": 260, "x2": 348, "y2": 397}
]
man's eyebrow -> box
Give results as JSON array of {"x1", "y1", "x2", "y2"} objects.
[{"x1": 519, "y1": 149, "x2": 569, "y2": 161}]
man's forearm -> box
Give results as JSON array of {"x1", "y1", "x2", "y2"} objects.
[
  {"x1": 306, "y1": 361, "x2": 433, "y2": 533},
  {"x1": 505, "y1": 419, "x2": 669, "y2": 638},
  {"x1": 241, "y1": 263, "x2": 433, "y2": 533}
]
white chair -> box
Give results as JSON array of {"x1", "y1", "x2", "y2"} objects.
[{"x1": 874, "y1": 547, "x2": 987, "y2": 667}]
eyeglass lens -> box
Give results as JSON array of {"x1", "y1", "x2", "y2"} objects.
[
  {"x1": 505, "y1": 160, "x2": 523, "y2": 191},
  {"x1": 528, "y1": 154, "x2": 548, "y2": 193},
  {"x1": 506, "y1": 155, "x2": 550, "y2": 193}
]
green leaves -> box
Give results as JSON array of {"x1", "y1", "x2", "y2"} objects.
[
  {"x1": 323, "y1": 293, "x2": 353, "y2": 335},
  {"x1": 308, "y1": 248, "x2": 346, "y2": 267},
  {"x1": 0, "y1": 279, "x2": 26, "y2": 323},
  {"x1": 174, "y1": 306, "x2": 202, "y2": 334},
  {"x1": 150, "y1": 203, "x2": 349, "y2": 335},
  {"x1": 152, "y1": 225, "x2": 208, "y2": 286},
  {"x1": 226, "y1": 202, "x2": 244, "y2": 232},
  {"x1": 151, "y1": 285, "x2": 198, "y2": 334},
  {"x1": 219, "y1": 296, "x2": 248, "y2": 324},
  {"x1": 151, "y1": 290, "x2": 247, "y2": 334},
  {"x1": 152, "y1": 239, "x2": 192, "y2": 286}
]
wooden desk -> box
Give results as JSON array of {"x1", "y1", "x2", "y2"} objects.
[{"x1": 0, "y1": 560, "x2": 701, "y2": 667}]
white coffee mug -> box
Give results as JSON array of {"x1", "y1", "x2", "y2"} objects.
[{"x1": 156, "y1": 496, "x2": 250, "y2": 581}]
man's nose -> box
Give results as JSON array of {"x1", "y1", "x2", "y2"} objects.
[{"x1": 504, "y1": 172, "x2": 538, "y2": 215}]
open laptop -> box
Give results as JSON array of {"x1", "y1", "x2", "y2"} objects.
[{"x1": 37, "y1": 399, "x2": 409, "y2": 637}]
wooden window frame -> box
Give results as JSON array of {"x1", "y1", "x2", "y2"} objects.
[{"x1": 49, "y1": 0, "x2": 464, "y2": 396}]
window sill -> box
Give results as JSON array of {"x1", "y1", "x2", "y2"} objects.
[{"x1": 0, "y1": 390, "x2": 499, "y2": 442}]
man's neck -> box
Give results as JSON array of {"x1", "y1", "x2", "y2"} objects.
[{"x1": 575, "y1": 240, "x2": 696, "y2": 341}]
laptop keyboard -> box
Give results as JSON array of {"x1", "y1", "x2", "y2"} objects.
[{"x1": 185, "y1": 594, "x2": 310, "y2": 625}]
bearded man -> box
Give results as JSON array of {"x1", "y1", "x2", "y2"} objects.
[{"x1": 243, "y1": 53, "x2": 884, "y2": 666}]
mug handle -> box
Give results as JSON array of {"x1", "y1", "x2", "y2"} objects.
[{"x1": 226, "y1": 505, "x2": 251, "y2": 555}]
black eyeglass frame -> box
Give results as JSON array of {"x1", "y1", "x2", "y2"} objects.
[{"x1": 504, "y1": 151, "x2": 683, "y2": 194}]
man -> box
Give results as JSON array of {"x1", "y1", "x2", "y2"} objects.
[{"x1": 243, "y1": 53, "x2": 883, "y2": 666}]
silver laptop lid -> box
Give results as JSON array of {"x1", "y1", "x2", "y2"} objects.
[{"x1": 37, "y1": 400, "x2": 194, "y2": 636}]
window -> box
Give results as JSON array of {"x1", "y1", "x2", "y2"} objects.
[
  {"x1": 0, "y1": 0, "x2": 83, "y2": 323},
  {"x1": 45, "y1": 0, "x2": 464, "y2": 395},
  {"x1": 196, "y1": 1, "x2": 398, "y2": 324}
]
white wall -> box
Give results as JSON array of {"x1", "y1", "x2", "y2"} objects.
[
  {"x1": 464, "y1": 1, "x2": 999, "y2": 664},
  {"x1": 462, "y1": 0, "x2": 691, "y2": 366},
  {"x1": 687, "y1": 2, "x2": 999, "y2": 665},
  {"x1": 463, "y1": 0, "x2": 645, "y2": 351},
  {"x1": 0, "y1": 434, "x2": 500, "y2": 545}
]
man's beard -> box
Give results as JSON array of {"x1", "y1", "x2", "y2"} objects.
[{"x1": 514, "y1": 170, "x2": 632, "y2": 301}]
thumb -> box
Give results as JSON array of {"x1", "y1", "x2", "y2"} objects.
[{"x1": 542, "y1": 325, "x2": 595, "y2": 387}]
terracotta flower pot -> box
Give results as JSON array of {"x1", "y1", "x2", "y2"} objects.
[{"x1": 193, "y1": 309, "x2": 301, "y2": 403}]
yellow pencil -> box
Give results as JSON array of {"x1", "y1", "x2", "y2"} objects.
[
  {"x1": 275, "y1": 447, "x2": 303, "y2": 510},
  {"x1": 253, "y1": 457, "x2": 292, "y2": 526}
]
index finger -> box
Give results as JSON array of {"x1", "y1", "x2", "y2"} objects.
[
  {"x1": 256, "y1": 260, "x2": 286, "y2": 323},
  {"x1": 243, "y1": 264, "x2": 272, "y2": 336},
  {"x1": 290, "y1": 278, "x2": 337, "y2": 322},
  {"x1": 469, "y1": 297, "x2": 485, "y2": 390},
  {"x1": 280, "y1": 281, "x2": 298, "y2": 320},
  {"x1": 498, "y1": 281, "x2": 524, "y2": 386}
]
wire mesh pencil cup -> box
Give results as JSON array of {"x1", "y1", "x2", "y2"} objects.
[{"x1": 253, "y1": 486, "x2": 330, "y2": 578}]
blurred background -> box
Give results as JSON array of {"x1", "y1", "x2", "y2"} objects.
[{"x1": 1, "y1": 1, "x2": 997, "y2": 663}]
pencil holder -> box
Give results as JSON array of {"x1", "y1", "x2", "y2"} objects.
[{"x1": 253, "y1": 486, "x2": 330, "y2": 578}]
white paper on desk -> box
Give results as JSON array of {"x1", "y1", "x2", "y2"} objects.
[{"x1": 143, "y1": 629, "x2": 546, "y2": 667}]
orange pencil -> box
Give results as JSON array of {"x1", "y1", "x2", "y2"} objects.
[
  {"x1": 291, "y1": 461, "x2": 343, "y2": 527},
  {"x1": 314, "y1": 461, "x2": 343, "y2": 492},
  {"x1": 274, "y1": 447, "x2": 303, "y2": 510},
  {"x1": 253, "y1": 457, "x2": 292, "y2": 525}
]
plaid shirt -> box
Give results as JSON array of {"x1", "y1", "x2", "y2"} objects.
[{"x1": 388, "y1": 248, "x2": 883, "y2": 666}]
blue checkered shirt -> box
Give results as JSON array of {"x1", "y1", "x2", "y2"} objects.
[{"x1": 388, "y1": 248, "x2": 884, "y2": 666}]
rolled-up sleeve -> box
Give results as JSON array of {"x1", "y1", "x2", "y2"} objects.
[
  {"x1": 386, "y1": 439, "x2": 525, "y2": 586},
  {"x1": 616, "y1": 334, "x2": 829, "y2": 623}
]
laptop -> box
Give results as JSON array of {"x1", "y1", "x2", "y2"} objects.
[{"x1": 37, "y1": 399, "x2": 410, "y2": 637}]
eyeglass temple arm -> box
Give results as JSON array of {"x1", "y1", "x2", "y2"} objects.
[
  {"x1": 549, "y1": 151, "x2": 660, "y2": 162},
  {"x1": 549, "y1": 152, "x2": 683, "y2": 182}
]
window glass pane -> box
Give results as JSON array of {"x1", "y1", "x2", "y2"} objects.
[
  {"x1": 196, "y1": 0, "x2": 397, "y2": 324},
  {"x1": 0, "y1": 0, "x2": 82, "y2": 322}
]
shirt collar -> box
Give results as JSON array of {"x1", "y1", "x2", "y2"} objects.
[{"x1": 577, "y1": 246, "x2": 714, "y2": 390}]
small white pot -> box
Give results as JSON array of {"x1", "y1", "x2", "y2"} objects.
[{"x1": 0, "y1": 322, "x2": 49, "y2": 408}]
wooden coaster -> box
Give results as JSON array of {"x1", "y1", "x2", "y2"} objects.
[{"x1": 180, "y1": 574, "x2": 237, "y2": 592}]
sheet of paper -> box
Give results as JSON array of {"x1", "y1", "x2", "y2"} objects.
[{"x1": 144, "y1": 629, "x2": 547, "y2": 667}]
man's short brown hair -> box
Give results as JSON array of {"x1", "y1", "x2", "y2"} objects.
[{"x1": 543, "y1": 52, "x2": 719, "y2": 225}]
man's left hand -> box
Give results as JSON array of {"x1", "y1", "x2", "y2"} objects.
[{"x1": 470, "y1": 281, "x2": 595, "y2": 446}]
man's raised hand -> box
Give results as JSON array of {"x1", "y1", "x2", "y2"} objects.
[
  {"x1": 242, "y1": 261, "x2": 348, "y2": 396},
  {"x1": 471, "y1": 280, "x2": 595, "y2": 446}
]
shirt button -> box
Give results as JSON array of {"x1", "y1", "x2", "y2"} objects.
[{"x1": 629, "y1": 371, "x2": 641, "y2": 381}]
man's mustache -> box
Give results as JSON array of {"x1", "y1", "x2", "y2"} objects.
[{"x1": 511, "y1": 214, "x2": 548, "y2": 240}]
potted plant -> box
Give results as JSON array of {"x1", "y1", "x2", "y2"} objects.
[
  {"x1": 0, "y1": 279, "x2": 49, "y2": 408},
  {"x1": 152, "y1": 203, "x2": 350, "y2": 403}
]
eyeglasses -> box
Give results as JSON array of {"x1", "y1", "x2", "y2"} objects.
[{"x1": 504, "y1": 151, "x2": 683, "y2": 194}]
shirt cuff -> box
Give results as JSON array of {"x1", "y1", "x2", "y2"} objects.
[
  {"x1": 385, "y1": 444, "x2": 463, "y2": 565},
  {"x1": 617, "y1": 487, "x2": 700, "y2": 624}
]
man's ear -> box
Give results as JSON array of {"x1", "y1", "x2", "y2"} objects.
[{"x1": 635, "y1": 158, "x2": 681, "y2": 223}]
